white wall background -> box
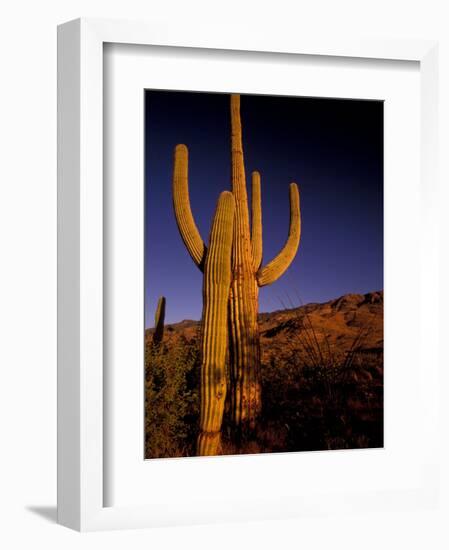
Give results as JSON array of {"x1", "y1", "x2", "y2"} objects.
[{"x1": 0, "y1": 1, "x2": 448, "y2": 548}]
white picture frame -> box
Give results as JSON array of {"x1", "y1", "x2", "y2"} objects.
[{"x1": 57, "y1": 17, "x2": 439, "y2": 531}]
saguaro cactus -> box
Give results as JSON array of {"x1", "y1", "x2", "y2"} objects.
[
  {"x1": 152, "y1": 296, "x2": 166, "y2": 346},
  {"x1": 173, "y1": 94, "x2": 301, "y2": 441},
  {"x1": 197, "y1": 191, "x2": 235, "y2": 455}
]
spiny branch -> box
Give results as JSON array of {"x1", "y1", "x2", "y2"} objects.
[
  {"x1": 251, "y1": 171, "x2": 263, "y2": 271},
  {"x1": 172, "y1": 144, "x2": 207, "y2": 270},
  {"x1": 257, "y1": 183, "x2": 301, "y2": 287}
]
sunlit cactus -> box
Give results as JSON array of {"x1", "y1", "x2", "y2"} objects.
[
  {"x1": 152, "y1": 296, "x2": 166, "y2": 346},
  {"x1": 173, "y1": 94, "x2": 301, "y2": 444},
  {"x1": 197, "y1": 191, "x2": 235, "y2": 456}
]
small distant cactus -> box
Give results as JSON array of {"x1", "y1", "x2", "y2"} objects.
[
  {"x1": 173, "y1": 94, "x2": 301, "y2": 451},
  {"x1": 152, "y1": 296, "x2": 166, "y2": 346}
]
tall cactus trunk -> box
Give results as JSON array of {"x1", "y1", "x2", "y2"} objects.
[
  {"x1": 228, "y1": 95, "x2": 262, "y2": 433},
  {"x1": 228, "y1": 283, "x2": 261, "y2": 433},
  {"x1": 197, "y1": 192, "x2": 235, "y2": 456}
]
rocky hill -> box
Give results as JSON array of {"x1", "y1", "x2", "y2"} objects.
[{"x1": 146, "y1": 290, "x2": 383, "y2": 365}]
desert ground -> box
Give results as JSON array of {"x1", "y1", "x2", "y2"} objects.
[{"x1": 145, "y1": 290, "x2": 383, "y2": 458}]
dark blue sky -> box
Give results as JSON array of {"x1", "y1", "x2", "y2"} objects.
[{"x1": 145, "y1": 91, "x2": 383, "y2": 327}]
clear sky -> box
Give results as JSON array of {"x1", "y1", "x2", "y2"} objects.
[{"x1": 145, "y1": 91, "x2": 383, "y2": 327}]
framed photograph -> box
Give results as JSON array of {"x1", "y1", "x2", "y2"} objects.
[
  {"x1": 143, "y1": 90, "x2": 384, "y2": 460},
  {"x1": 57, "y1": 18, "x2": 440, "y2": 531}
]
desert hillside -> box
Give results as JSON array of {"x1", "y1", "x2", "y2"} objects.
[
  {"x1": 145, "y1": 290, "x2": 383, "y2": 458},
  {"x1": 146, "y1": 290, "x2": 383, "y2": 362}
]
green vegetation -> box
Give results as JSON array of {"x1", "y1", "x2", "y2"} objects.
[{"x1": 144, "y1": 336, "x2": 200, "y2": 459}]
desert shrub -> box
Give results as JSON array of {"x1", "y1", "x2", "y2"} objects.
[
  {"x1": 259, "y1": 349, "x2": 383, "y2": 453},
  {"x1": 145, "y1": 337, "x2": 200, "y2": 459},
  {"x1": 259, "y1": 302, "x2": 384, "y2": 454}
]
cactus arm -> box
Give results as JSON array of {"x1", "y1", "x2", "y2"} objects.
[
  {"x1": 152, "y1": 296, "x2": 166, "y2": 345},
  {"x1": 197, "y1": 191, "x2": 235, "y2": 456},
  {"x1": 257, "y1": 183, "x2": 301, "y2": 287},
  {"x1": 172, "y1": 144, "x2": 207, "y2": 270},
  {"x1": 251, "y1": 171, "x2": 263, "y2": 271}
]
